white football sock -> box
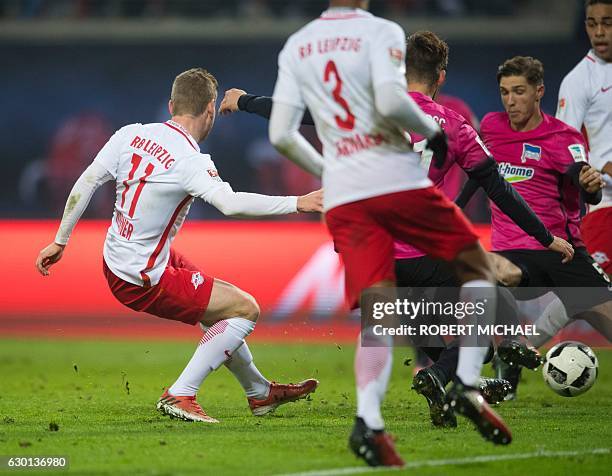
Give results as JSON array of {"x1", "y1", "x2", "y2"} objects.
[
  {"x1": 355, "y1": 327, "x2": 393, "y2": 431},
  {"x1": 531, "y1": 297, "x2": 569, "y2": 347},
  {"x1": 456, "y1": 346, "x2": 490, "y2": 387},
  {"x1": 224, "y1": 341, "x2": 271, "y2": 399},
  {"x1": 199, "y1": 322, "x2": 270, "y2": 399},
  {"x1": 169, "y1": 318, "x2": 255, "y2": 396},
  {"x1": 456, "y1": 280, "x2": 496, "y2": 387}
]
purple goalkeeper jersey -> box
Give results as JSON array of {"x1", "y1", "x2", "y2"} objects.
[
  {"x1": 394, "y1": 92, "x2": 490, "y2": 259},
  {"x1": 480, "y1": 111, "x2": 588, "y2": 251}
]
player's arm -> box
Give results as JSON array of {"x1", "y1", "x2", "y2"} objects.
[
  {"x1": 558, "y1": 71, "x2": 612, "y2": 184},
  {"x1": 269, "y1": 102, "x2": 324, "y2": 177},
  {"x1": 463, "y1": 158, "x2": 573, "y2": 260},
  {"x1": 374, "y1": 84, "x2": 443, "y2": 153},
  {"x1": 555, "y1": 71, "x2": 588, "y2": 133},
  {"x1": 558, "y1": 74, "x2": 612, "y2": 187},
  {"x1": 555, "y1": 73, "x2": 606, "y2": 203},
  {"x1": 179, "y1": 155, "x2": 322, "y2": 216},
  {"x1": 36, "y1": 127, "x2": 123, "y2": 276},
  {"x1": 554, "y1": 136, "x2": 603, "y2": 204},
  {"x1": 219, "y1": 88, "x2": 316, "y2": 126},
  {"x1": 566, "y1": 162, "x2": 604, "y2": 204},
  {"x1": 209, "y1": 186, "x2": 322, "y2": 216},
  {"x1": 268, "y1": 40, "x2": 324, "y2": 178},
  {"x1": 35, "y1": 161, "x2": 113, "y2": 275},
  {"x1": 370, "y1": 22, "x2": 446, "y2": 166},
  {"x1": 454, "y1": 177, "x2": 479, "y2": 208}
]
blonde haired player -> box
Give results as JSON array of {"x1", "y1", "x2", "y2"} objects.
[{"x1": 36, "y1": 68, "x2": 321, "y2": 423}]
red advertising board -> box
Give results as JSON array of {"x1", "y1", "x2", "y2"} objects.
[
  {"x1": 1, "y1": 220, "x2": 604, "y2": 345},
  {"x1": 2, "y1": 220, "x2": 348, "y2": 340}
]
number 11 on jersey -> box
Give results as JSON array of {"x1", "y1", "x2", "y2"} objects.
[{"x1": 121, "y1": 153, "x2": 155, "y2": 218}]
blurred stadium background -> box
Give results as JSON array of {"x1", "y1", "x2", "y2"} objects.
[{"x1": 1, "y1": 0, "x2": 604, "y2": 344}]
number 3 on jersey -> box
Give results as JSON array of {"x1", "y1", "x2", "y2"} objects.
[
  {"x1": 324, "y1": 60, "x2": 355, "y2": 131},
  {"x1": 121, "y1": 153, "x2": 154, "y2": 217}
]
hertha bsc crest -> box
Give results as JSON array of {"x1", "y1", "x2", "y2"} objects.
[{"x1": 191, "y1": 272, "x2": 204, "y2": 290}]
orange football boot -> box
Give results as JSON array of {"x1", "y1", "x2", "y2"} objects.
[
  {"x1": 248, "y1": 379, "x2": 319, "y2": 416},
  {"x1": 157, "y1": 390, "x2": 219, "y2": 423}
]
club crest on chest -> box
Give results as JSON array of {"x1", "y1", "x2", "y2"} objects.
[{"x1": 521, "y1": 143, "x2": 541, "y2": 163}]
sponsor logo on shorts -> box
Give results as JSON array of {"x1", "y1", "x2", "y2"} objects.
[
  {"x1": 191, "y1": 271, "x2": 205, "y2": 290},
  {"x1": 592, "y1": 251, "x2": 610, "y2": 266},
  {"x1": 521, "y1": 143, "x2": 541, "y2": 163},
  {"x1": 590, "y1": 259, "x2": 612, "y2": 288},
  {"x1": 568, "y1": 143, "x2": 587, "y2": 163},
  {"x1": 498, "y1": 162, "x2": 535, "y2": 183},
  {"x1": 558, "y1": 97, "x2": 566, "y2": 109}
]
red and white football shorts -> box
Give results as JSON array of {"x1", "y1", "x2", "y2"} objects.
[
  {"x1": 103, "y1": 249, "x2": 215, "y2": 325},
  {"x1": 325, "y1": 187, "x2": 479, "y2": 309},
  {"x1": 581, "y1": 207, "x2": 612, "y2": 274}
]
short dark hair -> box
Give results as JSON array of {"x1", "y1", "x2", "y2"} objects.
[
  {"x1": 171, "y1": 68, "x2": 218, "y2": 116},
  {"x1": 496, "y1": 56, "x2": 544, "y2": 86},
  {"x1": 585, "y1": 0, "x2": 612, "y2": 8},
  {"x1": 405, "y1": 31, "x2": 449, "y2": 86}
]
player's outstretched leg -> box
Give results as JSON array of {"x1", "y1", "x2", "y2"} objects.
[
  {"x1": 450, "y1": 243, "x2": 512, "y2": 444},
  {"x1": 200, "y1": 323, "x2": 319, "y2": 416},
  {"x1": 157, "y1": 279, "x2": 259, "y2": 422},
  {"x1": 530, "y1": 297, "x2": 570, "y2": 348}
]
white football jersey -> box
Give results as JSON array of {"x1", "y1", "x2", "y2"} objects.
[
  {"x1": 557, "y1": 50, "x2": 612, "y2": 210},
  {"x1": 272, "y1": 7, "x2": 431, "y2": 211},
  {"x1": 94, "y1": 120, "x2": 230, "y2": 287}
]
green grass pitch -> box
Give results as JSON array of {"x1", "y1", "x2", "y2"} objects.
[{"x1": 0, "y1": 339, "x2": 610, "y2": 475}]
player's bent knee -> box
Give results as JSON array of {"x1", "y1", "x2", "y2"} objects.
[
  {"x1": 240, "y1": 293, "x2": 260, "y2": 323},
  {"x1": 225, "y1": 288, "x2": 260, "y2": 323},
  {"x1": 205, "y1": 280, "x2": 261, "y2": 323},
  {"x1": 489, "y1": 252, "x2": 523, "y2": 287}
]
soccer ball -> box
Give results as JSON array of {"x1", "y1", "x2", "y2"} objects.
[{"x1": 542, "y1": 341, "x2": 598, "y2": 397}]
